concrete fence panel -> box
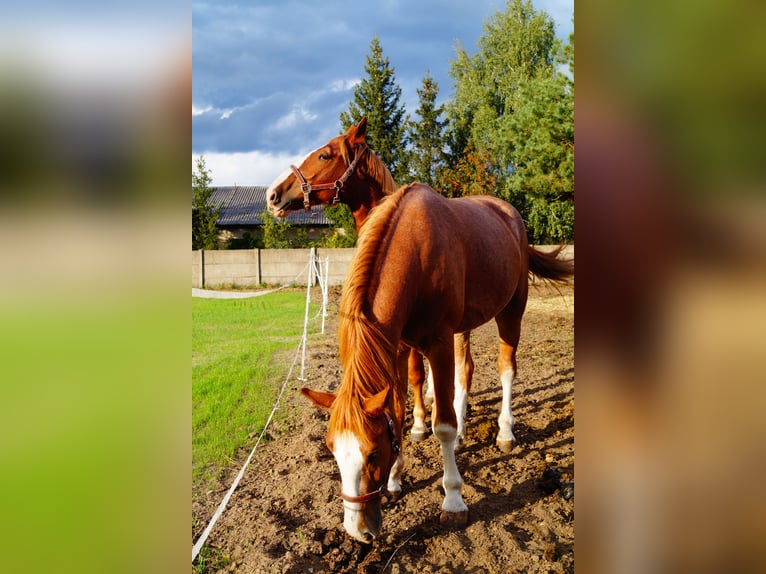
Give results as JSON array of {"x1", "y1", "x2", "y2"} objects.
[
  {"x1": 315, "y1": 248, "x2": 356, "y2": 286},
  {"x1": 192, "y1": 250, "x2": 203, "y2": 288},
  {"x1": 192, "y1": 246, "x2": 571, "y2": 288},
  {"x1": 203, "y1": 249, "x2": 261, "y2": 288},
  {"x1": 259, "y1": 248, "x2": 313, "y2": 286}
]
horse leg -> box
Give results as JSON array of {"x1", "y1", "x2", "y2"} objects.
[
  {"x1": 387, "y1": 345, "x2": 411, "y2": 502},
  {"x1": 429, "y1": 340, "x2": 469, "y2": 527},
  {"x1": 408, "y1": 347, "x2": 429, "y2": 442},
  {"x1": 494, "y1": 284, "x2": 528, "y2": 453},
  {"x1": 423, "y1": 359, "x2": 434, "y2": 407},
  {"x1": 453, "y1": 331, "x2": 473, "y2": 450}
]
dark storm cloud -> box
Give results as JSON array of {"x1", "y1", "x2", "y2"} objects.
[{"x1": 192, "y1": 0, "x2": 573, "y2": 182}]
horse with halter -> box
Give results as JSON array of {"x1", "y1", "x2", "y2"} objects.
[
  {"x1": 267, "y1": 117, "x2": 474, "y2": 446},
  {"x1": 299, "y1": 181, "x2": 573, "y2": 542}
]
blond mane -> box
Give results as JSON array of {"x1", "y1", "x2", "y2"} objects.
[
  {"x1": 361, "y1": 148, "x2": 398, "y2": 197},
  {"x1": 330, "y1": 185, "x2": 411, "y2": 435}
]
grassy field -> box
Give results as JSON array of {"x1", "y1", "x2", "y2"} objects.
[{"x1": 192, "y1": 289, "x2": 315, "y2": 492}]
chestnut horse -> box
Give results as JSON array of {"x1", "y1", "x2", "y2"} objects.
[
  {"x1": 266, "y1": 117, "x2": 472, "y2": 446},
  {"x1": 302, "y1": 183, "x2": 573, "y2": 542}
]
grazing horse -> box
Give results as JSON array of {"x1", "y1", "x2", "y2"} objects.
[
  {"x1": 302, "y1": 183, "x2": 573, "y2": 542},
  {"x1": 266, "y1": 117, "x2": 472, "y2": 446}
]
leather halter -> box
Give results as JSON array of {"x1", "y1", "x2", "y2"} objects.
[
  {"x1": 289, "y1": 144, "x2": 368, "y2": 211},
  {"x1": 339, "y1": 411, "x2": 400, "y2": 505}
]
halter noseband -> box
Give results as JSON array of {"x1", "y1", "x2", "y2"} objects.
[
  {"x1": 339, "y1": 411, "x2": 400, "y2": 505},
  {"x1": 289, "y1": 144, "x2": 368, "y2": 211}
]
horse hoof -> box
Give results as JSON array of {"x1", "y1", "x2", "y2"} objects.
[
  {"x1": 410, "y1": 430, "x2": 429, "y2": 443},
  {"x1": 439, "y1": 509, "x2": 469, "y2": 528},
  {"x1": 496, "y1": 438, "x2": 516, "y2": 453}
]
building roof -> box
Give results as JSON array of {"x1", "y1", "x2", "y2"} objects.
[{"x1": 209, "y1": 186, "x2": 332, "y2": 226}]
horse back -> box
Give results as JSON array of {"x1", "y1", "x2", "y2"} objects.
[{"x1": 364, "y1": 184, "x2": 528, "y2": 343}]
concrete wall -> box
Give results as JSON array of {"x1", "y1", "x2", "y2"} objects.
[
  {"x1": 192, "y1": 245, "x2": 573, "y2": 288},
  {"x1": 192, "y1": 248, "x2": 358, "y2": 288},
  {"x1": 316, "y1": 248, "x2": 358, "y2": 286},
  {"x1": 203, "y1": 249, "x2": 262, "y2": 287}
]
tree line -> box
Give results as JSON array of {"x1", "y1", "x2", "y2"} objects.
[{"x1": 194, "y1": 0, "x2": 573, "y2": 249}]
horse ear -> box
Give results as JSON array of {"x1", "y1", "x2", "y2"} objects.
[
  {"x1": 347, "y1": 116, "x2": 367, "y2": 145},
  {"x1": 357, "y1": 116, "x2": 367, "y2": 136},
  {"x1": 301, "y1": 387, "x2": 336, "y2": 409},
  {"x1": 361, "y1": 386, "x2": 389, "y2": 417}
]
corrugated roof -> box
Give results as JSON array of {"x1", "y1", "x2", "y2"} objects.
[{"x1": 208, "y1": 186, "x2": 332, "y2": 226}]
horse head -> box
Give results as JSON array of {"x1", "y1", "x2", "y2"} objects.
[
  {"x1": 266, "y1": 117, "x2": 369, "y2": 217},
  {"x1": 301, "y1": 384, "x2": 400, "y2": 543}
]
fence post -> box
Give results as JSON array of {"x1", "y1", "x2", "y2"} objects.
[
  {"x1": 255, "y1": 248, "x2": 261, "y2": 286},
  {"x1": 299, "y1": 251, "x2": 313, "y2": 381},
  {"x1": 200, "y1": 249, "x2": 205, "y2": 288},
  {"x1": 309, "y1": 247, "x2": 317, "y2": 287},
  {"x1": 321, "y1": 256, "x2": 330, "y2": 334}
]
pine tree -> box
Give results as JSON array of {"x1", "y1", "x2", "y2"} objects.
[
  {"x1": 340, "y1": 36, "x2": 408, "y2": 182},
  {"x1": 407, "y1": 72, "x2": 446, "y2": 188},
  {"x1": 192, "y1": 156, "x2": 220, "y2": 250}
]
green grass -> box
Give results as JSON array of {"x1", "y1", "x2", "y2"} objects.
[{"x1": 192, "y1": 290, "x2": 314, "y2": 491}]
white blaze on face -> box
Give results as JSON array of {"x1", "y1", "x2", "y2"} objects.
[
  {"x1": 265, "y1": 148, "x2": 319, "y2": 212},
  {"x1": 332, "y1": 431, "x2": 369, "y2": 539},
  {"x1": 265, "y1": 166, "x2": 292, "y2": 199},
  {"x1": 333, "y1": 431, "x2": 363, "y2": 499}
]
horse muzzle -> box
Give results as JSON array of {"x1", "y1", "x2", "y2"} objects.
[{"x1": 342, "y1": 500, "x2": 382, "y2": 543}]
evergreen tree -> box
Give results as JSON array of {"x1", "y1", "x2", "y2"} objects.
[
  {"x1": 504, "y1": 63, "x2": 573, "y2": 242},
  {"x1": 407, "y1": 71, "x2": 446, "y2": 187},
  {"x1": 340, "y1": 36, "x2": 408, "y2": 182},
  {"x1": 192, "y1": 156, "x2": 220, "y2": 250}
]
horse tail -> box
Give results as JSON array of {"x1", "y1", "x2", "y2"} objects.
[{"x1": 528, "y1": 245, "x2": 574, "y2": 283}]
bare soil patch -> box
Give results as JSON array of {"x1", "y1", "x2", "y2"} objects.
[{"x1": 193, "y1": 283, "x2": 574, "y2": 573}]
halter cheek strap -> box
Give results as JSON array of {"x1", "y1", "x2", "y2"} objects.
[
  {"x1": 289, "y1": 144, "x2": 368, "y2": 211},
  {"x1": 339, "y1": 411, "x2": 400, "y2": 505}
]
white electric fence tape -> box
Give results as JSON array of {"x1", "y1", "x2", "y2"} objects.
[{"x1": 192, "y1": 251, "x2": 330, "y2": 563}]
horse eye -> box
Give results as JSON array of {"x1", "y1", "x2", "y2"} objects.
[
  {"x1": 367, "y1": 451, "x2": 378, "y2": 463},
  {"x1": 318, "y1": 152, "x2": 331, "y2": 161}
]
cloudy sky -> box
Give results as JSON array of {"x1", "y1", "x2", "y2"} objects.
[{"x1": 192, "y1": 0, "x2": 573, "y2": 186}]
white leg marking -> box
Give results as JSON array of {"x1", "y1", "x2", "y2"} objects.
[
  {"x1": 497, "y1": 368, "x2": 516, "y2": 443},
  {"x1": 433, "y1": 424, "x2": 468, "y2": 514},
  {"x1": 453, "y1": 371, "x2": 468, "y2": 448},
  {"x1": 387, "y1": 454, "x2": 403, "y2": 495},
  {"x1": 424, "y1": 363, "x2": 435, "y2": 407},
  {"x1": 410, "y1": 405, "x2": 428, "y2": 439}
]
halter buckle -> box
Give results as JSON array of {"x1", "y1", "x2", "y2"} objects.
[
  {"x1": 290, "y1": 145, "x2": 368, "y2": 212},
  {"x1": 332, "y1": 181, "x2": 343, "y2": 204}
]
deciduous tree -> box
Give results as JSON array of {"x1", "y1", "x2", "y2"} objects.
[
  {"x1": 445, "y1": 0, "x2": 573, "y2": 242},
  {"x1": 192, "y1": 156, "x2": 220, "y2": 250}
]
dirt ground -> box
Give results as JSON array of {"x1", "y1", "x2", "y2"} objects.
[{"x1": 193, "y1": 282, "x2": 574, "y2": 573}]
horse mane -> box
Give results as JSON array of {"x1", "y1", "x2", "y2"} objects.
[
  {"x1": 331, "y1": 185, "x2": 410, "y2": 435},
  {"x1": 360, "y1": 147, "x2": 398, "y2": 196}
]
